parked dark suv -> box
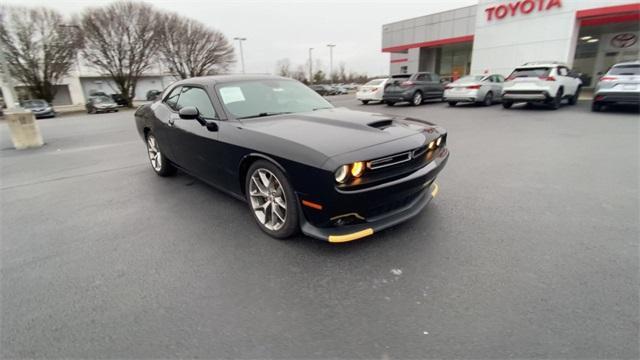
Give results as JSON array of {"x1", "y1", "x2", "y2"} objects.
[{"x1": 383, "y1": 72, "x2": 444, "y2": 106}]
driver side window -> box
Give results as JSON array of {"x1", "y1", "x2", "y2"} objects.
[
  {"x1": 164, "y1": 86, "x2": 182, "y2": 111},
  {"x1": 176, "y1": 87, "x2": 217, "y2": 119}
]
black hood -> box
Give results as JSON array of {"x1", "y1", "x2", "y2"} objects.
[{"x1": 238, "y1": 108, "x2": 440, "y2": 158}]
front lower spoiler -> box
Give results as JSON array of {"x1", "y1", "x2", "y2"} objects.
[{"x1": 299, "y1": 182, "x2": 439, "y2": 243}]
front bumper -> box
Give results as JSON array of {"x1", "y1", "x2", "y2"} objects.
[
  {"x1": 593, "y1": 91, "x2": 640, "y2": 104},
  {"x1": 299, "y1": 150, "x2": 448, "y2": 242},
  {"x1": 32, "y1": 110, "x2": 55, "y2": 118}
]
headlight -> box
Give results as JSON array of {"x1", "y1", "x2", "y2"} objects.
[
  {"x1": 436, "y1": 137, "x2": 442, "y2": 146},
  {"x1": 334, "y1": 165, "x2": 349, "y2": 183},
  {"x1": 428, "y1": 141, "x2": 435, "y2": 150},
  {"x1": 351, "y1": 162, "x2": 364, "y2": 178}
]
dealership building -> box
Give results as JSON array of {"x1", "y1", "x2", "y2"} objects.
[{"x1": 382, "y1": 0, "x2": 640, "y2": 87}]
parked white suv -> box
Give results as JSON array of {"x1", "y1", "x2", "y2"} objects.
[{"x1": 502, "y1": 62, "x2": 582, "y2": 110}]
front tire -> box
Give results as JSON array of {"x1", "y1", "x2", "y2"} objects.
[
  {"x1": 146, "y1": 133, "x2": 176, "y2": 177},
  {"x1": 448, "y1": 101, "x2": 457, "y2": 107},
  {"x1": 246, "y1": 160, "x2": 299, "y2": 239},
  {"x1": 502, "y1": 101, "x2": 513, "y2": 109},
  {"x1": 550, "y1": 88, "x2": 563, "y2": 110},
  {"x1": 386, "y1": 101, "x2": 395, "y2": 106},
  {"x1": 361, "y1": 100, "x2": 369, "y2": 105}
]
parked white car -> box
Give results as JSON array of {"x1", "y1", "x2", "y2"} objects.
[
  {"x1": 444, "y1": 74, "x2": 504, "y2": 106},
  {"x1": 592, "y1": 61, "x2": 640, "y2": 112},
  {"x1": 502, "y1": 62, "x2": 582, "y2": 110},
  {"x1": 356, "y1": 78, "x2": 389, "y2": 104}
]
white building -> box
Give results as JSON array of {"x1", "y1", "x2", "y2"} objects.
[
  {"x1": 383, "y1": 0, "x2": 639, "y2": 87},
  {"x1": 1, "y1": 59, "x2": 176, "y2": 109}
]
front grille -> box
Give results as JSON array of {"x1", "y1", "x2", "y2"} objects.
[{"x1": 367, "y1": 151, "x2": 412, "y2": 170}]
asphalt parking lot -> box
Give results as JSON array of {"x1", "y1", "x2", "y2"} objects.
[{"x1": 1, "y1": 97, "x2": 638, "y2": 358}]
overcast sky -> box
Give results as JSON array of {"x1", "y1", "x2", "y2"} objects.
[{"x1": 5, "y1": 0, "x2": 478, "y2": 76}]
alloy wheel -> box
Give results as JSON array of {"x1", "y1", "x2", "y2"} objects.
[
  {"x1": 147, "y1": 135, "x2": 162, "y2": 171},
  {"x1": 249, "y1": 169, "x2": 287, "y2": 231},
  {"x1": 413, "y1": 92, "x2": 422, "y2": 106}
]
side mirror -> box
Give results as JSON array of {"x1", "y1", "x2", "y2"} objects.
[{"x1": 179, "y1": 106, "x2": 199, "y2": 120}]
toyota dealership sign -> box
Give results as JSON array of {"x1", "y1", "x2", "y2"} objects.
[{"x1": 485, "y1": 0, "x2": 562, "y2": 21}]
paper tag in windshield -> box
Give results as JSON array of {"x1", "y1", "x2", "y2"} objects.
[{"x1": 219, "y1": 87, "x2": 246, "y2": 104}]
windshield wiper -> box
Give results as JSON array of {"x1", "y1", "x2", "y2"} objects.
[
  {"x1": 312, "y1": 107, "x2": 333, "y2": 111},
  {"x1": 237, "y1": 112, "x2": 292, "y2": 119}
]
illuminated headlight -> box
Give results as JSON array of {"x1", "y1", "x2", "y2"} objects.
[
  {"x1": 334, "y1": 165, "x2": 349, "y2": 183},
  {"x1": 335, "y1": 162, "x2": 365, "y2": 183},
  {"x1": 428, "y1": 141, "x2": 435, "y2": 150},
  {"x1": 436, "y1": 137, "x2": 442, "y2": 146},
  {"x1": 351, "y1": 162, "x2": 364, "y2": 178}
]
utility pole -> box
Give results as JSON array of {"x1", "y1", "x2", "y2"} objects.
[
  {"x1": 327, "y1": 44, "x2": 335, "y2": 84},
  {"x1": 308, "y1": 48, "x2": 313, "y2": 84},
  {"x1": 234, "y1": 37, "x2": 247, "y2": 73}
]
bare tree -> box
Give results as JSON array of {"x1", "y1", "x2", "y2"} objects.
[
  {"x1": 275, "y1": 58, "x2": 291, "y2": 77},
  {"x1": 0, "y1": 6, "x2": 82, "y2": 103},
  {"x1": 338, "y1": 62, "x2": 347, "y2": 83},
  {"x1": 159, "y1": 13, "x2": 234, "y2": 79},
  {"x1": 292, "y1": 65, "x2": 307, "y2": 83},
  {"x1": 79, "y1": 1, "x2": 163, "y2": 106}
]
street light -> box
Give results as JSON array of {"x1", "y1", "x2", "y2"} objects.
[
  {"x1": 327, "y1": 44, "x2": 335, "y2": 84},
  {"x1": 308, "y1": 48, "x2": 313, "y2": 84},
  {"x1": 234, "y1": 37, "x2": 247, "y2": 74}
]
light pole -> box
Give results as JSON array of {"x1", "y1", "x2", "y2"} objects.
[
  {"x1": 308, "y1": 48, "x2": 313, "y2": 84},
  {"x1": 327, "y1": 44, "x2": 335, "y2": 84},
  {"x1": 234, "y1": 37, "x2": 247, "y2": 74}
]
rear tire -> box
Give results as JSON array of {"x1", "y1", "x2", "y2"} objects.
[
  {"x1": 569, "y1": 86, "x2": 581, "y2": 105},
  {"x1": 386, "y1": 101, "x2": 395, "y2": 106},
  {"x1": 361, "y1": 100, "x2": 369, "y2": 105},
  {"x1": 550, "y1": 88, "x2": 563, "y2": 110},
  {"x1": 502, "y1": 101, "x2": 513, "y2": 109},
  {"x1": 411, "y1": 91, "x2": 423, "y2": 106},
  {"x1": 448, "y1": 101, "x2": 457, "y2": 107},
  {"x1": 245, "y1": 160, "x2": 299, "y2": 239},
  {"x1": 483, "y1": 92, "x2": 493, "y2": 106}
]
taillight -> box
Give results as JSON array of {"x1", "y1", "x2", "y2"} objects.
[
  {"x1": 466, "y1": 84, "x2": 481, "y2": 89},
  {"x1": 600, "y1": 76, "x2": 617, "y2": 81},
  {"x1": 506, "y1": 76, "x2": 516, "y2": 81},
  {"x1": 539, "y1": 76, "x2": 556, "y2": 81},
  {"x1": 401, "y1": 81, "x2": 414, "y2": 87}
]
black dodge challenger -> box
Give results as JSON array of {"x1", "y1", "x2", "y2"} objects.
[{"x1": 135, "y1": 75, "x2": 449, "y2": 242}]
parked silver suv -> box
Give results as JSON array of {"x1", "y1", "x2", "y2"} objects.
[{"x1": 592, "y1": 61, "x2": 640, "y2": 112}]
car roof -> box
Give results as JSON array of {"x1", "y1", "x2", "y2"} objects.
[
  {"x1": 171, "y1": 74, "x2": 292, "y2": 86},
  {"x1": 519, "y1": 61, "x2": 567, "y2": 68},
  {"x1": 612, "y1": 60, "x2": 640, "y2": 66}
]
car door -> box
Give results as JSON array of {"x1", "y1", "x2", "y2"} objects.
[
  {"x1": 493, "y1": 75, "x2": 505, "y2": 99},
  {"x1": 167, "y1": 85, "x2": 224, "y2": 185},
  {"x1": 152, "y1": 86, "x2": 182, "y2": 162}
]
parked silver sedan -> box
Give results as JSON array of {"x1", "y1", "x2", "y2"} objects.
[
  {"x1": 592, "y1": 61, "x2": 640, "y2": 112},
  {"x1": 444, "y1": 74, "x2": 505, "y2": 107}
]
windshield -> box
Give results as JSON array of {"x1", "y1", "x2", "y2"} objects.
[
  {"x1": 365, "y1": 79, "x2": 385, "y2": 86},
  {"x1": 93, "y1": 96, "x2": 113, "y2": 104},
  {"x1": 456, "y1": 75, "x2": 485, "y2": 83},
  {"x1": 509, "y1": 67, "x2": 550, "y2": 78},
  {"x1": 22, "y1": 100, "x2": 46, "y2": 108},
  {"x1": 217, "y1": 79, "x2": 333, "y2": 119},
  {"x1": 609, "y1": 64, "x2": 640, "y2": 76}
]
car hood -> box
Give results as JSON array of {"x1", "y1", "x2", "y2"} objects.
[{"x1": 238, "y1": 107, "x2": 441, "y2": 158}]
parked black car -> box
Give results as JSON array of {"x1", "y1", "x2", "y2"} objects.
[
  {"x1": 21, "y1": 99, "x2": 56, "y2": 118},
  {"x1": 86, "y1": 95, "x2": 119, "y2": 114},
  {"x1": 310, "y1": 84, "x2": 335, "y2": 96},
  {"x1": 146, "y1": 90, "x2": 162, "y2": 101},
  {"x1": 111, "y1": 93, "x2": 128, "y2": 107},
  {"x1": 383, "y1": 72, "x2": 445, "y2": 106},
  {"x1": 134, "y1": 75, "x2": 449, "y2": 242}
]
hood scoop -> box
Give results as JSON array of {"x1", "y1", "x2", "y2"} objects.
[{"x1": 367, "y1": 119, "x2": 394, "y2": 130}]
